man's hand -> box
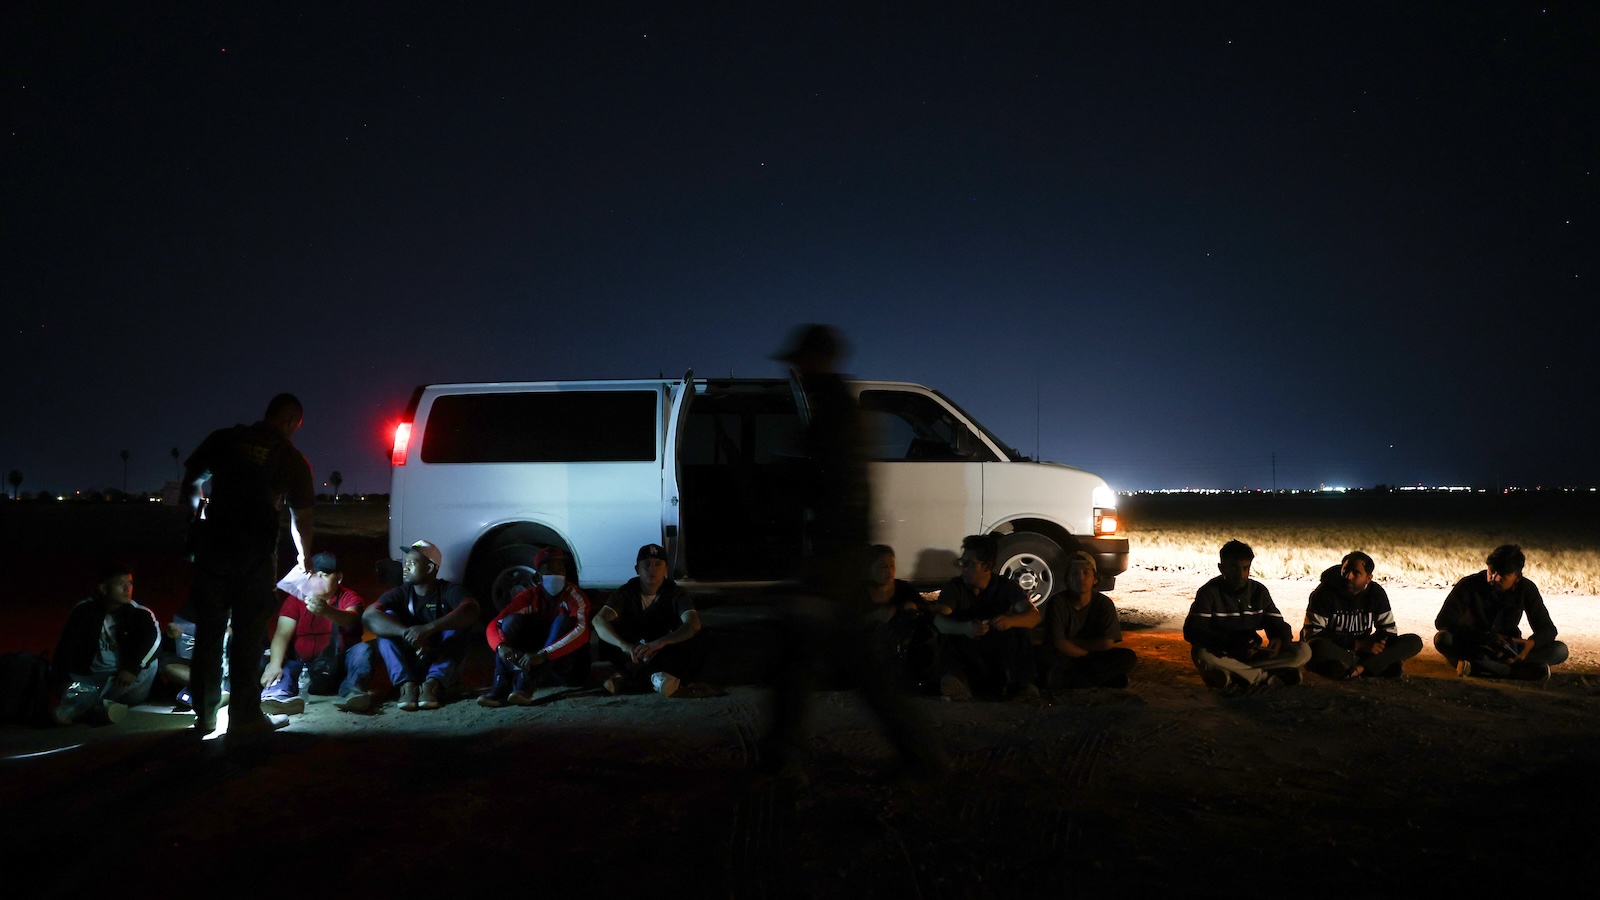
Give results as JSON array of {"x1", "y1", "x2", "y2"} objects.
[
  {"x1": 969, "y1": 620, "x2": 991, "y2": 638},
  {"x1": 114, "y1": 670, "x2": 137, "y2": 689},
  {"x1": 631, "y1": 641, "x2": 660, "y2": 664},
  {"x1": 1514, "y1": 637, "x2": 1535, "y2": 661},
  {"x1": 306, "y1": 595, "x2": 331, "y2": 617},
  {"x1": 403, "y1": 624, "x2": 434, "y2": 651},
  {"x1": 260, "y1": 661, "x2": 283, "y2": 688},
  {"x1": 1265, "y1": 637, "x2": 1284, "y2": 653},
  {"x1": 165, "y1": 622, "x2": 185, "y2": 640},
  {"x1": 1355, "y1": 636, "x2": 1387, "y2": 654}
]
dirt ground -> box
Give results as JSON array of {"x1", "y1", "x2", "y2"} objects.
[{"x1": 6, "y1": 531, "x2": 1599, "y2": 899}]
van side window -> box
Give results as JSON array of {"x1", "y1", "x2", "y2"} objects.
[
  {"x1": 421, "y1": 391, "x2": 658, "y2": 463},
  {"x1": 859, "y1": 390, "x2": 998, "y2": 462}
]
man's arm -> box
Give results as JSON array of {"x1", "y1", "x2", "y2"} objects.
[
  {"x1": 306, "y1": 590, "x2": 360, "y2": 629},
  {"x1": 260, "y1": 616, "x2": 298, "y2": 688},
  {"x1": 288, "y1": 505, "x2": 314, "y2": 572},
  {"x1": 1521, "y1": 582, "x2": 1558, "y2": 650},
  {"x1": 362, "y1": 603, "x2": 408, "y2": 640},
  {"x1": 592, "y1": 606, "x2": 628, "y2": 650},
  {"x1": 639, "y1": 610, "x2": 701, "y2": 662},
  {"x1": 1258, "y1": 585, "x2": 1293, "y2": 647}
]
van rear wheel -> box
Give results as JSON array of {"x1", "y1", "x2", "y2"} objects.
[
  {"x1": 485, "y1": 543, "x2": 543, "y2": 614},
  {"x1": 997, "y1": 533, "x2": 1066, "y2": 609}
]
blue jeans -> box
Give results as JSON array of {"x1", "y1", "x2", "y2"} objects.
[
  {"x1": 492, "y1": 612, "x2": 590, "y2": 691},
  {"x1": 340, "y1": 631, "x2": 468, "y2": 695},
  {"x1": 261, "y1": 657, "x2": 305, "y2": 700}
]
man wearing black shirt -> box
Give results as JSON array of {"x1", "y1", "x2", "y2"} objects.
[
  {"x1": 1434, "y1": 544, "x2": 1568, "y2": 683},
  {"x1": 934, "y1": 533, "x2": 1040, "y2": 700},
  {"x1": 594, "y1": 543, "x2": 704, "y2": 696}
]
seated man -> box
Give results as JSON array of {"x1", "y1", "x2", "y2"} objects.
[
  {"x1": 480, "y1": 547, "x2": 592, "y2": 706},
  {"x1": 1185, "y1": 540, "x2": 1311, "y2": 692},
  {"x1": 1301, "y1": 551, "x2": 1422, "y2": 679},
  {"x1": 1434, "y1": 544, "x2": 1568, "y2": 682},
  {"x1": 51, "y1": 564, "x2": 161, "y2": 725},
  {"x1": 260, "y1": 552, "x2": 369, "y2": 714},
  {"x1": 862, "y1": 544, "x2": 938, "y2": 693},
  {"x1": 339, "y1": 540, "x2": 479, "y2": 712},
  {"x1": 1037, "y1": 551, "x2": 1136, "y2": 690},
  {"x1": 933, "y1": 533, "x2": 1040, "y2": 701},
  {"x1": 592, "y1": 543, "x2": 703, "y2": 698}
]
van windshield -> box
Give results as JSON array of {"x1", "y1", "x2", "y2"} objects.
[{"x1": 932, "y1": 390, "x2": 1028, "y2": 462}]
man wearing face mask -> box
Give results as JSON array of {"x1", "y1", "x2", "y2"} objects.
[
  {"x1": 479, "y1": 547, "x2": 592, "y2": 707},
  {"x1": 341, "y1": 540, "x2": 479, "y2": 712}
]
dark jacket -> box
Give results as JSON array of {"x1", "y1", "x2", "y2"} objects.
[
  {"x1": 1301, "y1": 565, "x2": 1399, "y2": 649},
  {"x1": 1435, "y1": 570, "x2": 1557, "y2": 648},
  {"x1": 1184, "y1": 576, "x2": 1293, "y2": 657},
  {"x1": 51, "y1": 598, "x2": 160, "y2": 688}
]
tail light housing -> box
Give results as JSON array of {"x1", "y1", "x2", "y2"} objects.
[
  {"x1": 1093, "y1": 508, "x2": 1119, "y2": 537},
  {"x1": 391, "y1": 422, "x2": 412, "y2": 466}
]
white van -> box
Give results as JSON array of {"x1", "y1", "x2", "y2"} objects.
[{"x1": 386, "y1": 376, "x2": 1127, "y2": 610}]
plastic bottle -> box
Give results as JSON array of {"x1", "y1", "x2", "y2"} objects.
[{"x1": 298, "y1": 665, "x2": 312, "y2": 701}]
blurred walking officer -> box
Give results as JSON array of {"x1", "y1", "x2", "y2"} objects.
[
  {"x1": 1301, "y1": 551, "x2": 1422, "y2": 679},
  {"x1": 181, "y1": 392, "x2": 314, "y2": 739},
  {"x1": 1434, "y1": 544, "x2": 1568, "y2": 683},
  {"x1": 1185, "y1": 540, "x2": 1310, "y2": 692}
]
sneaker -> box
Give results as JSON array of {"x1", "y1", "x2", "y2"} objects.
[
  {"x1": 418, "y1": 679, "x2": 442, "y2": 710},
  {"x1": 651, "y1": 672, "x2": 681, "y2": 697},
  {"x1": 228, "y1": 712, "x2": 291, "y2": 738},
  {"x1": 335, "y1": 691, "x2": 375, "y2": 713},
  {"x1": 398, "y1": 682, "x2": 420, "y2": 712},
  {"x1": 261, "y1": 697, "x2": 305, "y2": 716},
  {"x1": 1513, "y1": 663, "x2": 1551, "y2": 685},
  {"x1": 603, "y1": 673, "x2": 624, "y2": 695},
  {"x1": 1272, "y1": 667, "x2": 1303, "y2": 687},
  {"x1": 939, "y1": 674, "x2": 972, "y2": 702},
  {"x1": 1007, "y1": 682, "x2": 1041, "y2": 702},
  {"x1": 478, "y1": 677, "x2": 512, "y2": 708},
  {"x1": 89, "y1": 701, "x2": 128, "y2": 725},
  {"x1": 1200, "y1": 668, "x2": 1230, "y2": 691},
  {"x1": 1456, "y1": 659, "x2": 1472, "y2": 678},
  {"x1": 507, "y1": 691, "x2": 534, "y2": 706}
]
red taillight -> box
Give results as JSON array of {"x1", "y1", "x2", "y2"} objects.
[
  {"x1": 391, "y1": 422, "x2": 412, "y2": 466},
  {"x1": 1094, "y1": 509, "x2": 1119, "y2": 536}
]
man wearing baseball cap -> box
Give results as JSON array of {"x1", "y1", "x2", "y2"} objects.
[
  {"x1": 479, "y1": 546, "x2": 592, "y2": 706},
  {"x1": 592, "y1": 543, "x2": 704, "y2": 697},
  {"x1": 259, "y1": 552, "x2": 370, "y2": 714},
  {"x1": 342, "y1": 540, "x2": 479, "y2": 712}
]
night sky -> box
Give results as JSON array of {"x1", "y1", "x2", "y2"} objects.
[{"x1": 4, "y1": 1, "x2": 1596, "y2": 496}]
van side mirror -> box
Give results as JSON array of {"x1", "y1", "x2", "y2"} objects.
[{"x1": 953, "y1": 429, "x2": 979, "y2": 459}]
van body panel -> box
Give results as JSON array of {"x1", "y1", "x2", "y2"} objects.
[
  {"x1": 389, "y1": 376, "x2": 1129, "y2": 595},
  {"x1": 394, "y1": 381, "x2": 672, "y2": 588}
]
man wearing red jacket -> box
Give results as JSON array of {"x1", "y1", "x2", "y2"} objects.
[{"x1": 480, "y1": 547, "x2": 592, "y2": 707}]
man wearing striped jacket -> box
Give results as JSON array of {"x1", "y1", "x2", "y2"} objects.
[
  {"x1": 1300, "y1": 551, "x2": 1422, "y2": 679},
  {"x1": 1184, "y1": 540, "x2": 1311, "y2": 693}
]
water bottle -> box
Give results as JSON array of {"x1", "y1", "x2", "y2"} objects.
[{"x1": 298, "y1": 665, "x2": 312, "y2": 701}]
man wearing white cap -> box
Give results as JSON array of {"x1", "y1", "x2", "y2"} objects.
[{"x1": 340, "y1": 540, "x2": 479, "y2": 712}]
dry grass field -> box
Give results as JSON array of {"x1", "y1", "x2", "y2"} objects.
[{"x1": 1121, "y1": 491, "x2": 1600, "y2": 594}]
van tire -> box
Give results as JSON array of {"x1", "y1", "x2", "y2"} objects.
[
  {"x1": 997, "y1": 533, "x2": 1066, "y2": 609},
  {"x1": 484, "y1": 543, "x2": 544, "y2": 614}
]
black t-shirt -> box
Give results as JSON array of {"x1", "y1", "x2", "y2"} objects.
[
  {"x1": 937, "y1": 575, "x2": 1028, "y2": 623},
  {"x1": 1044, "y1": 591, "x2": 1122, "y2": 646},
  {"x1": 602, "y1": 577, "x2": 696, "y2": 642},
  {"x1": 373, "y1": 582, "x2": 471, "y2": 628},
  {"x1": 187, "y1": 422, "x2": 314, "y2": 553}
]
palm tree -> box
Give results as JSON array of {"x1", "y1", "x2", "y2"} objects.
[
  {"x1": 6, "y1": 469, "x2": 19, "y2": 500},
  {"x1": 330, "y1": 470, "x2": 343, "y2": 502}
]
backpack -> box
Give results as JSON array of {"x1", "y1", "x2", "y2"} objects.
[{"x1": 0, "y1": 652, "x2": 54, "y2": 726}]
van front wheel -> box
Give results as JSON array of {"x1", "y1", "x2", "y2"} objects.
[
  {"x1": 997, "y1": 533, "x2": 1065, "y2": 609},
  {"x1": 485, "y1": 543, "x2": 543, "y2": 614}
]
